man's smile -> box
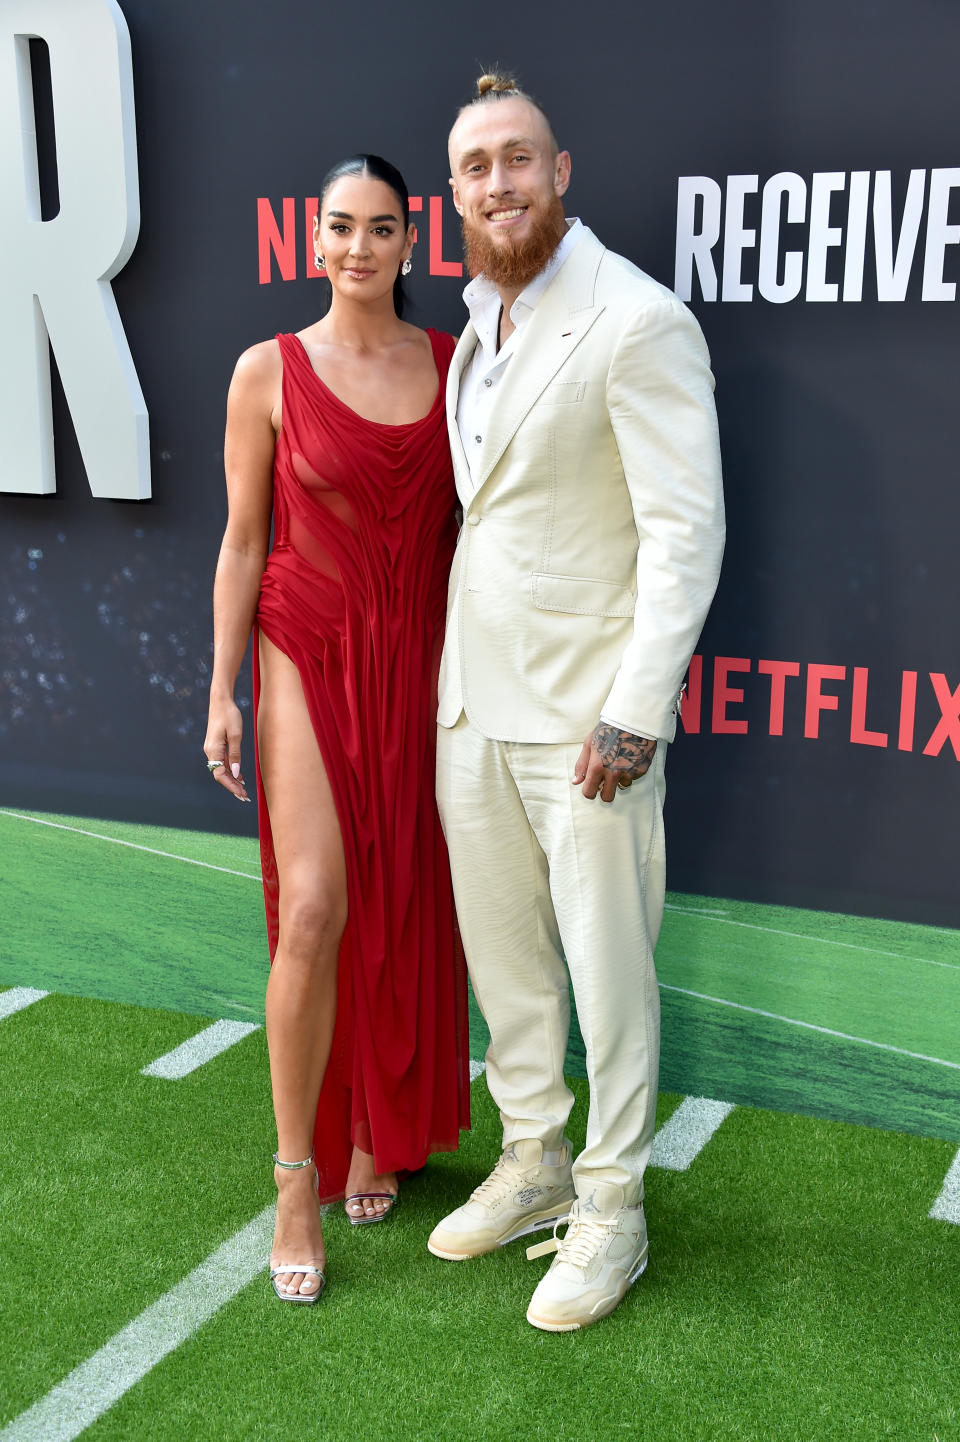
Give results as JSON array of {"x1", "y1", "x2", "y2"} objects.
[{"x1": 486, "y1": 206, "x2": 529, "y2": 224}]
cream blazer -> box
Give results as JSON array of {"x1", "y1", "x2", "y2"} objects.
[{"x1": 438, "y1": 227, "x2": 725, "y2": 744}]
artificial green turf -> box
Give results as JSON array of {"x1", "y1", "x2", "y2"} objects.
[
  {"x1": 1, "y1": 993, "x2": 958, "y2": 1442},
  {"x1": 0, "y1": 808, "x2": 268, "y2": 1021},
  {"x1": 3, "y1": 807, "x2": 960, "y2": 1142}
]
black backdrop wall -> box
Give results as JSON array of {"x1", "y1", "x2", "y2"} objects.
[{"x1": 2, "y1": 0, "x2": 959, "y2": 926}]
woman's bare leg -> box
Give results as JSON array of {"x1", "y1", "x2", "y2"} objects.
[{"x1": 259, "y1": 633, "x2": 345, "y2": 1297}]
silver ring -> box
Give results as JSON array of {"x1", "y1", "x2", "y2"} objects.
[{"x1": 207, "y1": 759, "x2": 224, "y2": 773}]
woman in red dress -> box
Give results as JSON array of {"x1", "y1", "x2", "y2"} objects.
[{"x1": 204, "y1": 155, "x2": 469, "y2": 1303}]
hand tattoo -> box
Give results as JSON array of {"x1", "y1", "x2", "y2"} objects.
[{"x1": 592, "y1": 725, "x2": 657, "y2": 778}]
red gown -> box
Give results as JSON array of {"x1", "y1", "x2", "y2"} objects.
[{"x1": 253, "y1": 328, "x2": 470, "y2": 1201}]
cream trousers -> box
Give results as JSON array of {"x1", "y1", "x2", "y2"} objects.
[{"x1": 436, "y1": 712, "x2": 666, "y2": 1204}]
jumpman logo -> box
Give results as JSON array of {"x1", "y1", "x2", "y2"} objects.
[{"x1": 580, "y1": 1190, "x2": 601, "y2": 1214}]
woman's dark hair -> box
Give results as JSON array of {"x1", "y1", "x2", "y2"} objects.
[{"x1": 318, "y1": 154, "x2": 411, "y2": 318}]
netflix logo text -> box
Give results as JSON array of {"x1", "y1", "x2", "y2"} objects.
[
  {"x1": 256, "y1": 194, "x2": 463, "y2": 284},
  {"x1": 681, "y1": 656, "x2": 960, "y2": 761}
]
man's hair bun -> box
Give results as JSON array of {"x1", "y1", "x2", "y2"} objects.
[
  {"x1": 476, "y1": 71, "x2": 520, "y2": 98},
  {"x1": 454, "y1": 69, "x2": 559, "y2": 157}
]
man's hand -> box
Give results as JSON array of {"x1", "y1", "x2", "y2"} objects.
[{"x1": 573, "y1": 724, "x2": 657, "y2": 803}]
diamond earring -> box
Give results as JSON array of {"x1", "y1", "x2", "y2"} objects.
[
  {"x1": 314, "y1": 254, "x2": 325, "y2": 271},
  {"x1": 401, "y1": 258, "x2": 412, "y2": 276}
]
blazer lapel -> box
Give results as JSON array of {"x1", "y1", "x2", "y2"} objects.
[
  {"x1": 469, "y1": 231, "x2": 607, "y2": 496},
  {"x1": 446, "y1": 322, "x2": 478, "y2": 501}
]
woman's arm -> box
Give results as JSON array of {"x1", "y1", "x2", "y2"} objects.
[{"x1": 204, "y1": 341, "x2": 282, "y2": 800}]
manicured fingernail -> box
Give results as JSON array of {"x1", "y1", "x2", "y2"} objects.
[{"x1": 231, "y1": 762, "x2": 240, "y2": 778}]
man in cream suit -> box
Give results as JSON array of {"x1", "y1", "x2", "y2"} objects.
[{"x1": 428, "y1": 72, "x2": 725, "y2": 1331}]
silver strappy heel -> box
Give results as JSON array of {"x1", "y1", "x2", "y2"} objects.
[{"x1": 270, "y1": 1151, "x2": 326, "y2": 1304}]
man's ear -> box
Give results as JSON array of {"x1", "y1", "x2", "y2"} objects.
[
  {"x1": 449, "y1": 175, "x2": 464, "y2": 217},
  {"x1": 554, "y1": 150, "x2": 572, "y2": 198}
]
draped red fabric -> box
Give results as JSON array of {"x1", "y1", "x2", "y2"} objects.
[{"x1": 252, "y1": 329, "x2": 470, "y2": 1201}]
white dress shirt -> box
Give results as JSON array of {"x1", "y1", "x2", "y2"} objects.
[{"x1": 456, "y1": 219, "x2": 584, "y2": 493}]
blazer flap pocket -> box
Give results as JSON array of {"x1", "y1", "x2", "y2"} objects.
[
  {"x1": 539, "y1": 380, "x2": 586, "y2": 405},
  {"x1": 531, "y1": 572, "x2": 636, "y2": 617}
]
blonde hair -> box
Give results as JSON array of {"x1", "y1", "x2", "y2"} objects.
[{"x1": 459, "y1": 69, "x2": 559, "y2": 154}]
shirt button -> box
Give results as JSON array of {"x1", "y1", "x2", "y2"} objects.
[
  {"x1": 484, "y1": 378, "x2": 493, "y2": 388},
  {"x1": 474, "y1": 435, "x2": 482, "y2": 444},
  {"x1": 466, "y1": 514, "x2": 481, "y2": 527}
]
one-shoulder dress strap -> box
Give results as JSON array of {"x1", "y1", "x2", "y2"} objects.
[{"x1": 275, "y1": 332, "x2": 303, "y2": 367}]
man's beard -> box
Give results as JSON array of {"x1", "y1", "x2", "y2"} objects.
[{"x1": 462, "y1": 195, "x2": 568, "y2": 289}]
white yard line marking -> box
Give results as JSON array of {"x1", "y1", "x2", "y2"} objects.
[
  {"x1": 0, "y1": 810, "x2": 261, "y2": 882},
  {"x1": 141, "y1": 1020, "x2": 261, "y2": 1079},
  {"x1": 663, "y1": 905, "x2": 960, "y2": 973},
  {"x1": 661, "y1": 984, "x2": 960, "y2": 1071},
  {"x1": 0, "y1": 988, "x2": 49, "y2": 1020},
  {"x1": 468, "y1": 1058, "x2": 486, "y2": 1082},
  {"x1": 929, "y1": 1148, "x2": 960, "y2": 1225},
  {"x1": 0, "y1": 1205, "x2": 276, "y2": 1442},
  {"x1": 650, "y1": 1097, "x2": 736, "y2": 1171},
  {"x1": 664, "y1": 904, "x2": 730, "y2": 916}
]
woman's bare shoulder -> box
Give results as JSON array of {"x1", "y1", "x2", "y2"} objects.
[
  {"x1": 233, "y1": 337, "x2": 282, "y2": 383},
  {"x1": 227, "y1": 339, "x2": 283, "y2": 418},
  {"x1": 398, "y1": 321, "x2": 434, "y2": 346}
]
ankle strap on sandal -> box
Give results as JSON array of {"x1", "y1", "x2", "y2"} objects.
[{"x1": 273, "y1": 1151, "x2": 315, "y2": 1170}]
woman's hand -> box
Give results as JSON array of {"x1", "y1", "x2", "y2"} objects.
[{"x1": 203, "y1": 695, "x2": 251, "y2": 802}]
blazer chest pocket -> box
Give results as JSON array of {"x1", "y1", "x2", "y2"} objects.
[
  {"x1": 531, "y1": 572, "x2": 636, "y2": 618},
  {"x1": 538, "y1": 380, "x2": 586, "y2": 405}
]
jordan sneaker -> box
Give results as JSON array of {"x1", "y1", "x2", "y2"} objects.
[
  {"x1": 525, "y1": 1182, "x2": 648, "y2": 1330},
  {"x1": 427, "y1": 1139, "x2": 575, "y2": 1260}
]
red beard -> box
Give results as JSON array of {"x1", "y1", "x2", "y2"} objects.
[{"x1": 462, "y1": 195, "x2": 568, "y2": 289}]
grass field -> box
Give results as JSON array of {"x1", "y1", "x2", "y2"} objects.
[
  {"x1": 3, "y1": 806, "x2": 959, "y2": 1141},
  {"x1": 1, "y1": 806, "x2": 959, "y2": 1440},
  {"x1": 0, "y1": 995, "x2": 958, "y2": 1441}
]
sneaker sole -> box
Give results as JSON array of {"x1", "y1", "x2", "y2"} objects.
[
  {"x1": 525, "y1": 1250, "x2": 649, "y2": 1332},
  {"x1": 427, "y1": 1204, "x2": 575, "y2": 1262}
]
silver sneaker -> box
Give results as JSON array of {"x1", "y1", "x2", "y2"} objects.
[
  {"x1": 427, "y1": 1139, "x2": 575, "y2": 1260},
  {"x1": 525, "y1": 1182, "x2": 648, "y2": 1331}
]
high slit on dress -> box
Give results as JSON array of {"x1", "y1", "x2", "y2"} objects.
[{"x1": 253, "y1": 328, "x2": 470, "y2": 1201}]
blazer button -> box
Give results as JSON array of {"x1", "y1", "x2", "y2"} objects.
[{"x1": 466, "y1": 514, "x2": 481, "y2": 526}]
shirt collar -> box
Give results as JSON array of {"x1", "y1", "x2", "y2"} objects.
[{"x1": 462, "y1": 217, "x2": 584, "y2": 336}]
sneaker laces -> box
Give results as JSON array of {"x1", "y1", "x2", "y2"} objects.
[
  {"x1": 556, "y1": 1215, "x2": 618, "y2": 1270},
  {"x1": 470, "y1": 1151, "x2": 524, "y2": 1206},
  {"x1": 526, "y1": 1207, "x2": 616, "y2": 1265}
]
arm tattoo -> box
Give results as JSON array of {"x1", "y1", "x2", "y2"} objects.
[{"x1": 593, "y1": 724, "x2": 657, "y2": 776}]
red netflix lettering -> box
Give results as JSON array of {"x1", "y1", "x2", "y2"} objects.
[
  {"x1": 712, "y1": 656, "x2": 750, "y2": 734},
  {"x1": 849, "y1": 666, "x2": 889, "y2": 747},
  {"x1": 898, "y1": 670, "x2": 918, "y2": 751},
  {"x1": 804, "y1": 663, "x2": 846, "y2": 738},
  {"x1": 758, "y1": 659, "x2": 801, "y2": 736},
  {"x1": 922, "y1": 673, "x2": 960, "y2": 760},
  {"x1": 257, "y1": 194, "x2": 459, "y2": 283},
  {"x1": 258, "y1": 197, "x2": 296, "y2": 284},
  {"x1": 429, "y1": 195, "x2": 463, "y2": 277},
  {"x1": 672, "y1": 655, "x2": 957, "y2": 764}
]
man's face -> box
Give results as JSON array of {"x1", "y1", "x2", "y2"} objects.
[{"x1": 448, "y1": 97, "x2": 571, "y2": 286}]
